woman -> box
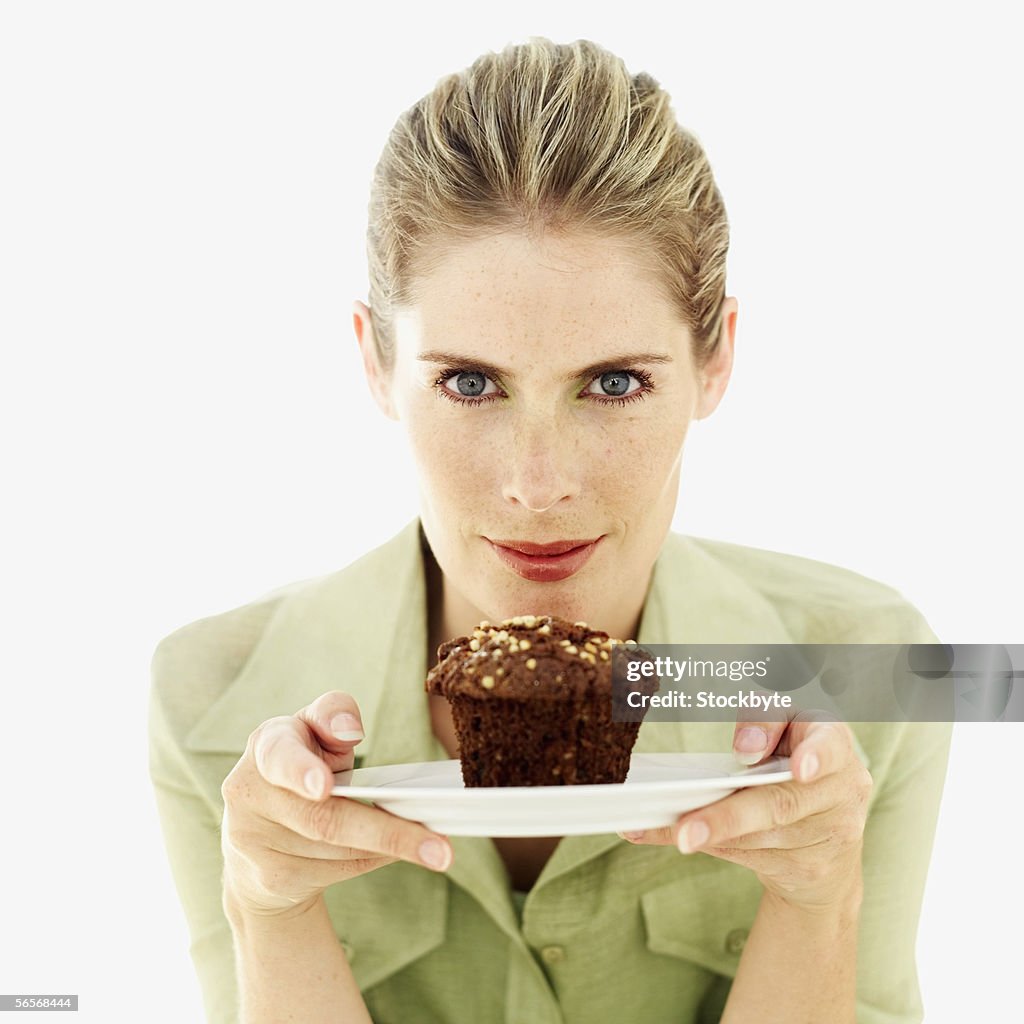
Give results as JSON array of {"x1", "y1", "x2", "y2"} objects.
[{"x1": 149, "y1": 38, "x2": 951, "y2": 1023}]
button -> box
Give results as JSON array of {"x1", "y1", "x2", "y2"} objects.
[
  {"x1": 540, "y1": 945, "x2": 566, "y2": 965},
  {"x1": 724, "y1": 928, "x2": 748, "y2": 955}
]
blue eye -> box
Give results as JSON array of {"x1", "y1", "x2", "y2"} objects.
[
  {"x1": 583, "y1": 370, "x2": 648, "y2": 401},
  {"x1": 596, "y1": 371, "x2": 631, "y2": 396},
  {"x1": 435, "y1": 370, "x2": 501, "y2": 404},
  {"x1": 452, "y1": 371, "x2": 487, "y2": 397}
]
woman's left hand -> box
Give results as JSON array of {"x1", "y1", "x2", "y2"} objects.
[{"x1": 618, "y1": 713, "x2": 872, "y2": 913}]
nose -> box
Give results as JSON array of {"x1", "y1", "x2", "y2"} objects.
[{"x1": 501, "y1": 413, "x2": 581, "y2": 512}]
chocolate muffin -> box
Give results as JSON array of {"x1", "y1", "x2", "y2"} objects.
[{"x1": 425, "y1": 614, "x2": 657, "y2": 787}]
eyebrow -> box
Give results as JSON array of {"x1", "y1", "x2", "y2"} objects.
[{"x1": 417, "y1": 349, "x2": 675, "y2": 383}]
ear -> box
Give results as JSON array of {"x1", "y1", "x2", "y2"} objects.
[
  {"x1": 352, "y1": 300, "x2": 398, "y2": 421},
  {"x1": 694, "y1": 296, "x2": 738, "y2": 420}
]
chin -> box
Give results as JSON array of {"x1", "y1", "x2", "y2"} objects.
[{"x1": 487, "y1": 588, "x2": 596, "y2": 626}]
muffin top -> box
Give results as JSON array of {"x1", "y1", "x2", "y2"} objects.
[{"x1": 425, "y1": 614, "x2": 637, "y2": 700}]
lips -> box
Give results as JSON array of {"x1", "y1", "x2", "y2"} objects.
[
  {"x1": 486, "y1": 536, "x2": 603, "y2": 583},
  {"x1": 490, "y1": 538, "x2": 601, "y2": 557}
]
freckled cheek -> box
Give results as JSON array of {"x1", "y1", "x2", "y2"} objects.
[
  {"x1": 586, "y1": 428, "x2": 676, "y2": 517},
  {"x1": 404, "y1": 412, "x2": 499, "y2": 502},
  {"x1": 599, "y1": 419, "x2": 687, "y2": 472}
]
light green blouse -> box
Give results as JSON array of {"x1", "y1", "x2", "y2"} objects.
[{"x1": 149, "y1": 519, "x2": 951, "y2": 1023}]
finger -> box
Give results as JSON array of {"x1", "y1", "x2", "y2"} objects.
[
  {"x1": 684, "y1": 805, "x2": 842, "y2": 851},
  {"x1": 296, "y1": 690, "x2": 367, "y2": 760},
  {"x1": 785, "y1": 718, "x2": 854, "y2": 784},
  {"x1": 618, "y1": 782, "x2": 826, "y2": 850},
  {"x1": 254, "y1": 698, "x2": 364, "y2": 803},
  {"x1": 285, "y1": 793, "x2": 454, "y2": 872},
  {"x1": 732, "y1": 711, "x2": 792, "y2": 766},
  {"x1": 252, "y1": 715, "x2": 344, "y2": 800},
  {"x1": 226, "y1": 745, "x2": 455, "y2": 873},
  {"x1": 617, "y1": 784, "x2": 837, "y2": 850},
  {"x1": 760, "y1": 712, "x2": 853, "y2": 783},
  {"x1": 675, "y1": 772, "x2": 847, "y2": 853},
  {"x1": 264, "y1": 826, "x2": 403, "y2": 864},
  {"x1": 620, "y1": 823, "x2": 815, "y2": 850},
  {"x1": 241, "y1": 767, "x2": 457, "y2": 872},
  {"x1": 267, "y1": 836, "x2": 382, "y2": 859},
  {"x1": 617, "y1": 827, "x2": 670, "y2": 845},
  {"x1": 619, "y1": 800, "x2": 845, "y2": 852}
]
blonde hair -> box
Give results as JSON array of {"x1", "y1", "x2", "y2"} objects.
[{"x1": 365, "y1": 36, "x2": 729, "y2": 373}]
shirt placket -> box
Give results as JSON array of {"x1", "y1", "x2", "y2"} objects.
[{"x1": 504, "y1": 950, "x2": 565, "y2": 1024}]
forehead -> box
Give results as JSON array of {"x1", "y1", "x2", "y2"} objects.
[{"x1": 395, "y1": 229, "x2": 686, "y2": 349}]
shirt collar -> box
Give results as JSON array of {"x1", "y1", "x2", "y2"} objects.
[{"x1": 184, "y1": 517, "x2": 436, "y2": 763}]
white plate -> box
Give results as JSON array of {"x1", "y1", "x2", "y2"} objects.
[{"x1": 331, "y1": 753, "x2": 792, "y2": 837}]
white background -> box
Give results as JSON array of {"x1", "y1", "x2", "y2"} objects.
[{"x1": 1, "y1": 2, "x2": 1020, "y2": 1021}]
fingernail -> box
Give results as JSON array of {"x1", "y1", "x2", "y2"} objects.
[
  {"x1": 801, "y1": 753, "x2": 819, "y2": 782},
  {"x1": 678, "y1": 820, "x2": 710, "y2": 854},
  {"x1": 419, "y1": 838, "x2": 452, "y2": 871},
  {"x1": 304, "y1": 768, "x2": 324, "y2": 799},
  {"x1": 619, "y1": 830, "x2": 646, "y2": 842},
  {"x1": 734, "y1": 726, "x2": 768, "y2": 765},
  {"x1": 330, "y1": 713, "x2": 364, "y2": 741}
]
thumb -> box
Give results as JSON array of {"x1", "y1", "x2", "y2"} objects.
[
  {"x1": 731, "y1": 713, "x2": 791, "y2": 766},
  {"x1": 294, "y1": 691, "x2": 367, "y2": 786}
]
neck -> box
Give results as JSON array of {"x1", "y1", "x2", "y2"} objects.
[{"x1": 422, "y1": 533, "x2": 648, "y2": 662}]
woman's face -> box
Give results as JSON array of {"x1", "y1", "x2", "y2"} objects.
[{"x1": 355, "y1": 229, "x2": 736, "y2": 639}]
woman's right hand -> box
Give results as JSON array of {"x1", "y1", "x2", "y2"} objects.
[{"x1": 220, "y1": 690, "x2": 453, "y2": 920}]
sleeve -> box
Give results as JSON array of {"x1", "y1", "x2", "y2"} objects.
[
  {"x1": 853, "y1": 614, "x2": 954, "y2": 1023},
  {"x1": 148, "y1": 646, "x2": 239, "y2": 1024}
]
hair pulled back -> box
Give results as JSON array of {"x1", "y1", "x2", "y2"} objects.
[{"x1": 365, "y1": 37, "x2": 729, "y2": 372}]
